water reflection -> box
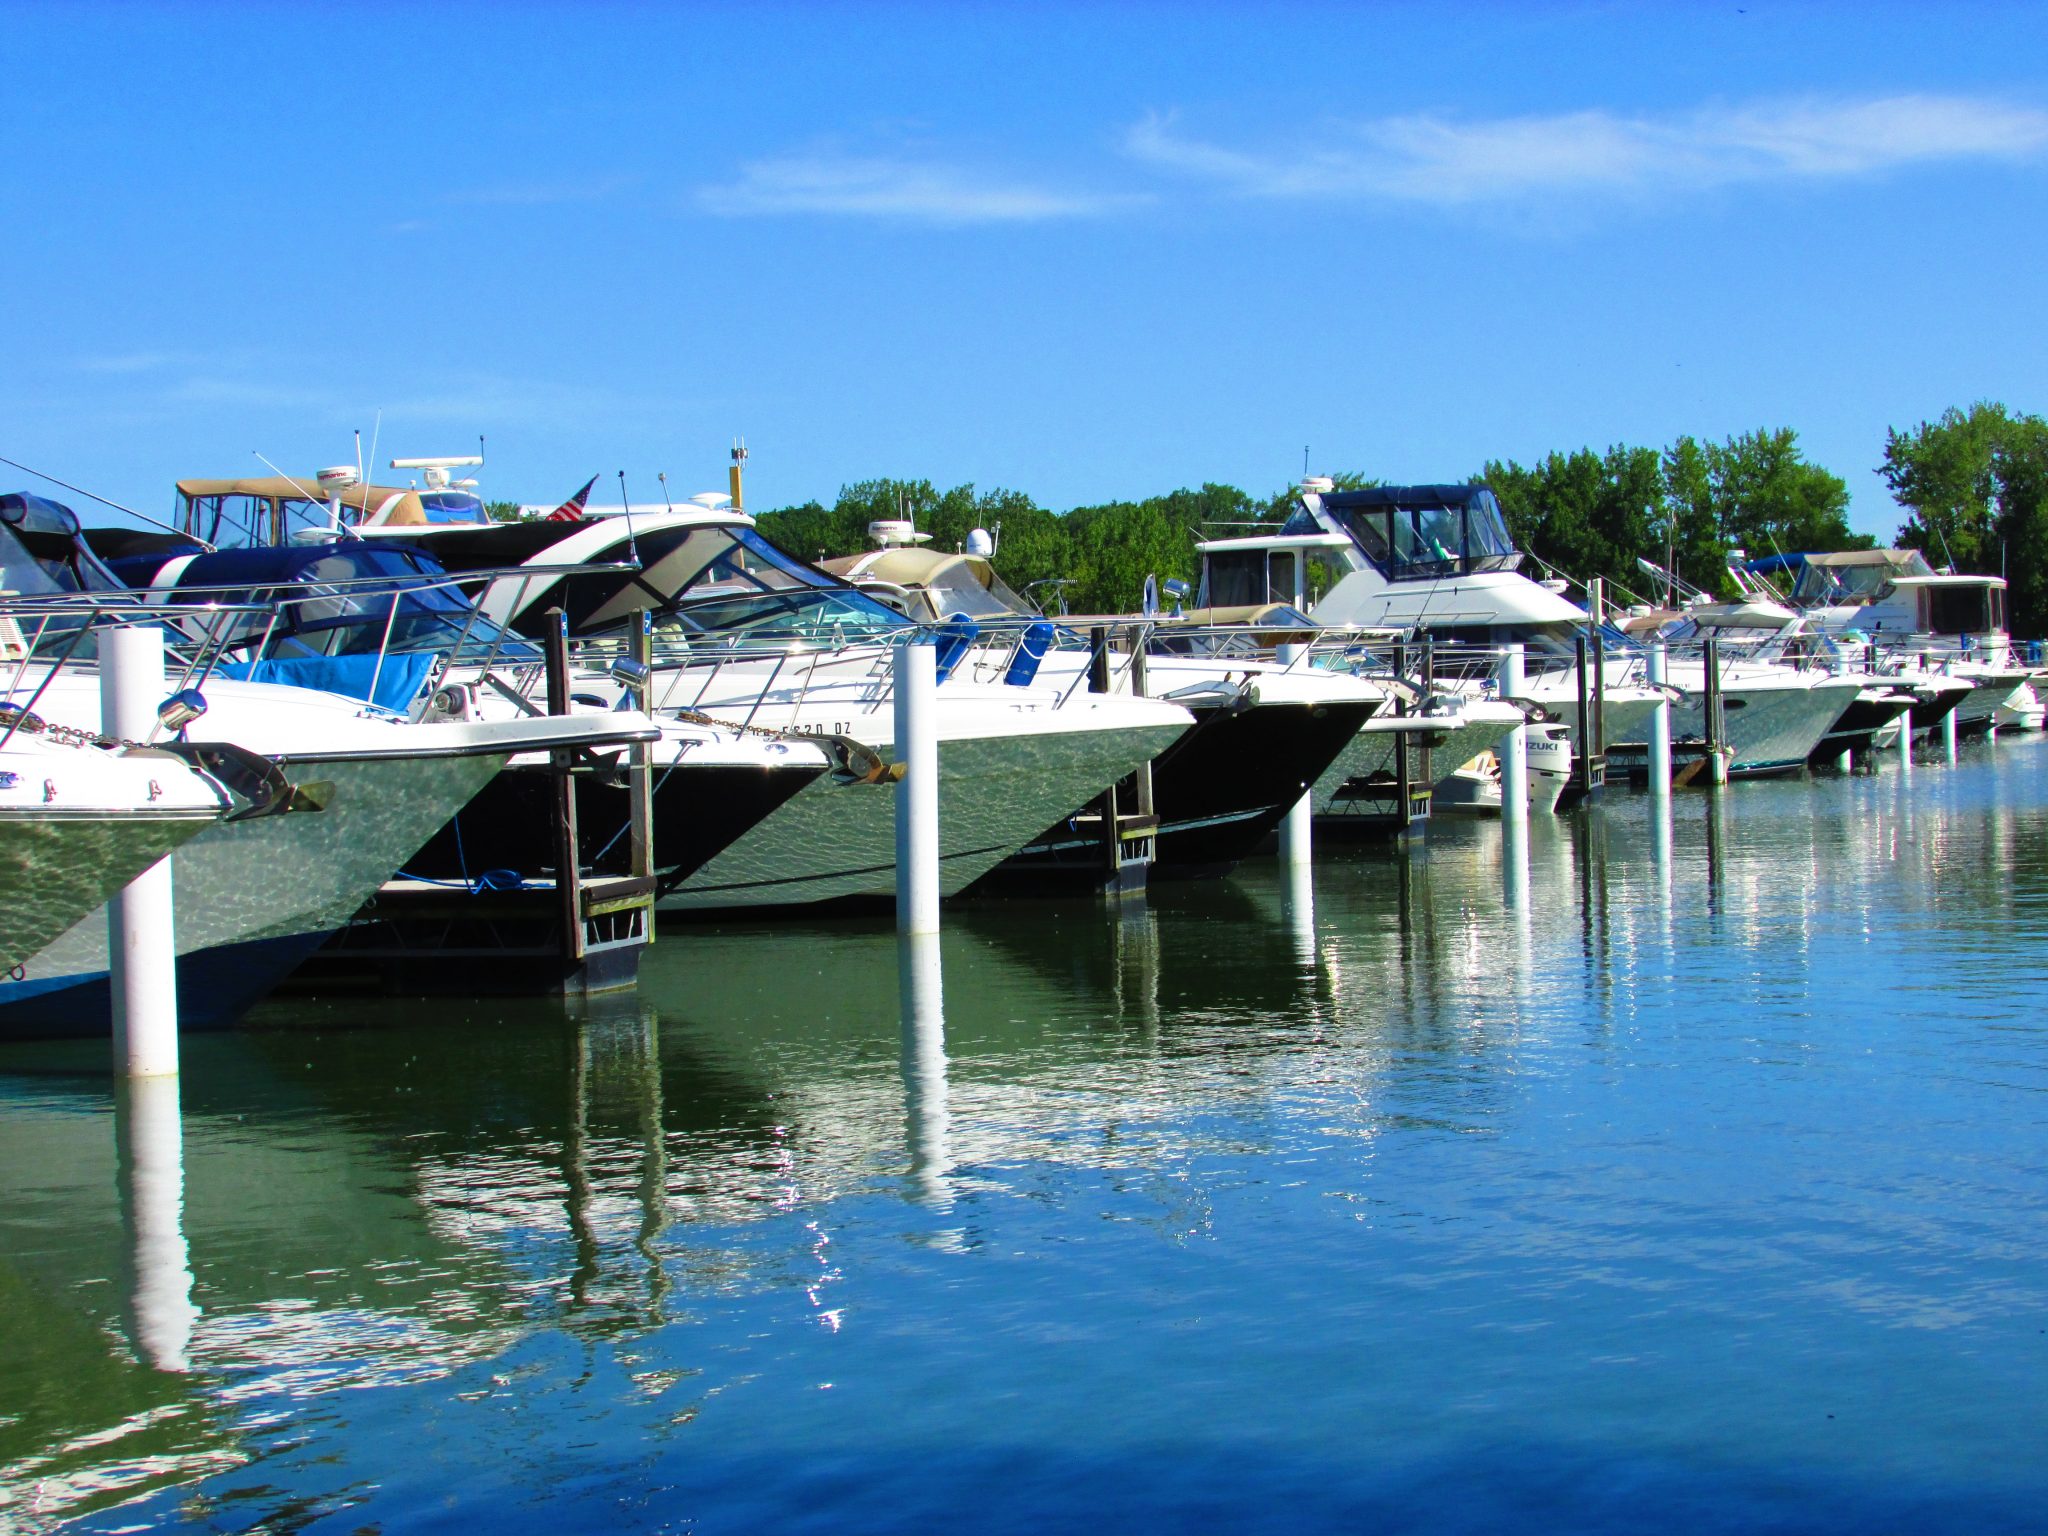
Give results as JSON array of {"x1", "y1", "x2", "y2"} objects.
[
  {"x1": 2, "y1": 741, "x2": 2046, "y2": 1531},
  {"x1": 117, "y1": 1076, "x2": 197, "y2": 1374},
  {"x1": 898, "y1": 933, "x2": 951, "y2": 1207}
]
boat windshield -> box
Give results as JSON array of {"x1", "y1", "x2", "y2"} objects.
[
  {"x1": 0, "y1": 494, "x2": 140, "y2": 657},
  {"x1": 905, "y1": 561, "x2": 1034, "y2": 622},
  {"x1": 1312, "y1": 488, "x2": 1522, "y2": 582},
  {"x1": 644, "y1": 527, "x2": 912, "y2": 641}
]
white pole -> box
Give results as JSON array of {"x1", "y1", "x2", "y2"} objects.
[
  {"x1": 103, "y1": 626, "x2": 179, "y2": 1077},
  {"x1": 1498, "y1": 643, "x2": 1528, "y2": 824},
  {"x1": 1276, "y1": 642, "x2": 1313, "y2": 865},
  {"x1": 1899, "y1": 710, "x2": 1915, "y2": 775},
  {"x1": 1646, "y1": 642, "x2": 1672, "y2": 798},
  {"x1": 117, "y1": 1076, "x2": 197, "y2": 1371},
  {"x1": 1943, "y1": 703, "x2": 1960, "y2": 762},
  {"x1": 894, "y1": 639, "x2": 940, "y2": 935}
]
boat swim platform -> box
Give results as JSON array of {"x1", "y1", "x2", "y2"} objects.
[{"x1": 285, "y1": 874, "x2": 654, "y2": 999}]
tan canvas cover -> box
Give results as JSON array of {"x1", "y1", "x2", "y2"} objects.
[
  {"x1": 822, "y1": 548, "x2": 993, "y2": 589},
  {"x1": 174, "y1": 475, "x2": 425, "y2": 526}
]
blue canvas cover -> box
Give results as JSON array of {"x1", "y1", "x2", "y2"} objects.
[{"x1": 216, "y1": 652, "x2": 439, "y2": 714}]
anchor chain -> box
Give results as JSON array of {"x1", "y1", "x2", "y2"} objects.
[{"x1": 0, "y1": 704, "x2": 146, "y2": 753}]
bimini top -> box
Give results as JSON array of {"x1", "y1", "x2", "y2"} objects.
[
  {"x1": 1747, "y1": 549, "x2": 1936, "y2": 577},
  {"x1": 175, "y1": 476, "x2": 485, "y2": 546},
  {"x1": 820, "y1": 547, "x2": 1036, "y2": 623},
  {"x1": 1745, "y1": 549, "x2": 1942, "y2": 605}
]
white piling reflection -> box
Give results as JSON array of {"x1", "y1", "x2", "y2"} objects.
[
  {"x1": 1281, "y1": 858, "x2": 1317, "y2": 971},
  {"x1": 1502, "y1": 814, "x2": 1534, "y2": 981},
  {"x1": 1651, "y1": 792, "x2": 1675, "y2": 958},
  {"x1": 116, "y1": 1076, "x2": 197, "y2": 1372},
  {"x1": 898, "y1": 932, "x2": 951, "y2": 1206}
]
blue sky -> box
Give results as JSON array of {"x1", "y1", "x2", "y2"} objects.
[{"x1": 4, "y1": 1, "x2": 2045, "y2": 537}]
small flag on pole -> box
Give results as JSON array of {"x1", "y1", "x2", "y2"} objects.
[{"x1": 546, "y1": 475, "x2": 600, "y2": 523}]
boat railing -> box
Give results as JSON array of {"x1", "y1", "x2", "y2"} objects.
[{"x1": 0, "y1": 591, "x2": 276, "y2": 752}]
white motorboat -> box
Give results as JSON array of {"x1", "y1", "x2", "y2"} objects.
[
  {"x1": 1756, "y1": 549, "x2": 2036, "y2": 735},
  {"x1": 819, "y1": 538, "x2": 1392, "y2": 881},
  {"x1": 339, "y1": 505, "x2": 1197, "y2": 910},
  {"x1": 1196, "y1": 482, "x2": 1860, "y2": 778},
  {"x1": 1430, "y1": 720, "x2": 1574, "y2": 816},
  {"x1": 0, "y1": 493, "x2": 663, "y2": 1036}
]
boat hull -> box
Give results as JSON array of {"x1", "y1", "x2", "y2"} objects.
[
  {"x1": 1810, "y1": 692, "x2": 1915, "y2": 764},
  {"x1": 979, "y1": 696, "x2": 1383, "y2": 892},
  {"x1": 1668, "y1": 678, "x2": 1863, "y2": 777},
  {"x1": 0, "y1": 752, "x2": 508, "y2": 1041},
  {"x1": 0, "y1": 810, "x2": 217, "y2": 974},
  {"x1": 407, "y1": 756, "x2": 826, "y2": 897},
  {"x1": 662, "y1": 721, "x2": 1187, "y2": 912}
]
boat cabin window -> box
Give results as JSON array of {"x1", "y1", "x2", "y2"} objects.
[
  {"x1": 1303, "y1": 550, "x2": 1350, "y2": 608},
  {"x1": 1319, "y1": 489, "x2": 1522, "y2": 582},
  {"x1": 416, "y1": 491, "x2": 489, "y2": 526},
  {"x1": 1200, "y1": 549, "x2": 1298, "y2": 608},
  {"x1": 1923, "y1": 584, "x2": 1997, "y2": 635}
]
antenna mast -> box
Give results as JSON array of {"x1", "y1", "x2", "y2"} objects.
[{"x1": 729, "y1": 438, "x2": 748, "y2": 514}]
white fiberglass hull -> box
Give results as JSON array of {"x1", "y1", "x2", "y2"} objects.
[
  {"x1": 0, "y1": 738, "x2": 227, "y2": 971},
  {"x1": 665, "y1": 718, "x2": 1188, "y2": 910},
  {"x1": 1662, "y1": 671, "x2": 1863, "y2": 776},
  {"x1": 2, "y1": 671, "x2": 655, "y2": 1034}
]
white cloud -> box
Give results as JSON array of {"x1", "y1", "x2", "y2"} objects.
[
  {"x1": 698, "y1": 153, "x2": 1135, "y2": 224},
  {"x1": 1125, "y1": 94, "x2": 2048, "y2": 205}
]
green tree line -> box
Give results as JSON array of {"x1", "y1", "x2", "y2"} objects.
[{"x1": 749, "y1": 411, "x2": 2044, "y2": 632}]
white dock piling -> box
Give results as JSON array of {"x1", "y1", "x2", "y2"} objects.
[
  {"x1": 1943, "y1": 704, "x2": 1960, "y2": 762},
  {"x1": 1646, "y1": 642, "x2": 1672, "y2": 797},
  {"x1": 1899, "y1": 713, "x2": 1915, "y2": 775},
  {"x1": 102, "y1": 626, "x2": 179, "y2": 1077},
  {"x1": 1498, "y1": 644, "x2": 1529, "y2": 825},
  {"x1": 894, "y1": 639, "x2": 940, "y2": 935},
  {"x1": 1276, "y1": 642, "x2": 1313, "y2": 865}
]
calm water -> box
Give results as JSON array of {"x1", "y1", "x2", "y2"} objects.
[{"x1": 4, "y1": 742, "x2": 2047, "y2": 1533}]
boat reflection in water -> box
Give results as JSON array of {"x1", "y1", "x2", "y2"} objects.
[{"x1": 3, "y1": 742, "x2": 2047, "y2": 1532}]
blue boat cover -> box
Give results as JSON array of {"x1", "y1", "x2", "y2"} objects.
[{"x1": 216, "y1": 652, "x2": 438, "y2": 714}]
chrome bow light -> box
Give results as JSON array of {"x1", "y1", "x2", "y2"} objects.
[
  {"x1": 156, "y1": 688, "x2": 208, "y2": 734},
  {"x1": 608, "y1": 655, "x2": 652, "y2": 690}
]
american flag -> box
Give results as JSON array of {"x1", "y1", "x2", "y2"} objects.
[{"x1": 545, "y1": 475, "x2": 600, "y2": 523}]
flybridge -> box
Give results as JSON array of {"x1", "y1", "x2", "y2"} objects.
[
  {"x1": 1197, "y1": 481, "x2": 1529, "y2": 612},
  {"x1": 1283, "y1": 485, "x2": 1523, "y2": 583}
]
